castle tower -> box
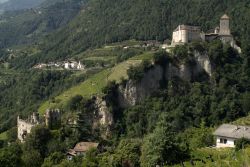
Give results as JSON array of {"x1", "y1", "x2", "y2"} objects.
[
  {"x1": 31, "y1": 112, "x2": 39, "y2": 124},
  {"x1": 45, "y1": 109, "x2": 61, "y2": 129},
  {"x1": 219, "y1": 14, "x2": 231, "y2": 36}
]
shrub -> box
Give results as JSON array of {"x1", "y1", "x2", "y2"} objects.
[
  {"x1": 235, "y1": 138, "x2": 250, "y2": 151},
  {"x1": 127, "y1": 60, "x2": 151, "y2": 81}
]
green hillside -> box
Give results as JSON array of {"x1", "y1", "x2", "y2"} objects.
[
  {"x1": 0, "y1": 0, "x2": 86, "y2": 49},
  {"x1": 25, "y1": 0, "x2": 249, "y2": 65},
  {"x1": 38, "y1": 51, "x2": 153, "y2": 114}
]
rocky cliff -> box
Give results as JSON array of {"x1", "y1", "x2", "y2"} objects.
[
  {"x1": 118, "y1": 51, "x2": 213, "y2": 107},
  {"x1": 93, "y1": 97, "x2": 114, "y2": 138},
  {"x1": 93, "y1": 51, "x2": 213, "y2": 137}
]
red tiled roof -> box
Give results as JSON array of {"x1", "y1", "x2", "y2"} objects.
[{"x1": 73, "y1": 142, "x2": 99, "y2": 152}]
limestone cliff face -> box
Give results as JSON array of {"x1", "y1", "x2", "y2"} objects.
[
  {"x1": 94, "y1": 97, "x2": 113, "y2": 138},
  {"x1": 194, "y1": 51, "x2": 212, "y2": 76},
  {"x1": 118, "y1": 65, "x2": 163, "y2": 107},
  {"x1": 93, "y1": 51, "x2": 213, "y2": 137},
  {"x1": 119, "y1": 51, "x2": 213, "y2": 106}
]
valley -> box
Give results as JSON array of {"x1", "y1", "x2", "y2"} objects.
[{"x1": 1, "y1": 0, "x2": 250, "y2": 167}]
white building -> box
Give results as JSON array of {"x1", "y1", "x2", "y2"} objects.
[
  {"x1": 213, "y1": 124, "x2": 250, "y2": 148},
  {"x1": 171, "y1": 25, "x2": 202, "y2": 45},
  {"x1": 77, "y1": 61, "x2": 85, "y2": 70},
  {"x1": 64, "y1": 61, "x2": 83, "y2": 70},
  {"x1": 64, "y1": 62, "x2": 70, "y2": 69},
  {"x1": 165, "y1": 14, "x2": 241, "y2": 53}
]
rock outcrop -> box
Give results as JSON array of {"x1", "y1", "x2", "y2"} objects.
[
  {"x1": 93, "y1": 51, "x2": 213, "y2": 137},
  {"x1": 118, "y1": 51, "x2": 213, "y2": 106},
  {"x1": 94, "y1": 97, "x2": 113, "y2": 138},
  {"x1": 194, "y1": 51, "x2": 212, "y2": 76}
]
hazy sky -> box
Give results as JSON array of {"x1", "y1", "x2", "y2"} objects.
[{"x1": 0, "y1": 0, "x2": 8, "y2": 3}]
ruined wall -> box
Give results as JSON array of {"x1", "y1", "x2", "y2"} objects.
[
  {"x1": 45, "y1": 109, "x2": 61, "y2": 129},
  {"x1": 17, "y1": 116, "x2": 36, "y2": 142}
]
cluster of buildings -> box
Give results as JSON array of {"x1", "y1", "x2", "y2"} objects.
[
  {"x1": 163, "y1": 14, "x2": 241, "y2": 53},
  {"x1": 33, "y1": 60, "x2": 85, "y2": 70}
]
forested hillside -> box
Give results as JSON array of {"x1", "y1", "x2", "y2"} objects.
[
  {"x1": 2, "y1": 0, "x2": 250, "y2": 68},
  {"x1": 0, "y1": 0, "x2": 86, "y2": 49},
  {"x1": 30, "y1": 0, "x2": 250, "y2": 64}
]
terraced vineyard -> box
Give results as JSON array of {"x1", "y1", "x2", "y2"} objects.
[{"x1": 38, "y1": 52, "x2": 154, "y2": 114}]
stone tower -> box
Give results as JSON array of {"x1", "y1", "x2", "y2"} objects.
[
  {"x1": 45, "y1": 109, "x2": 61, "y2": 129},
  {"x1": 219, "y1": 14, "x2": 231, "y2": 36}
]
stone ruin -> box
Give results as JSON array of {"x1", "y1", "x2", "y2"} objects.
[
  {"x1": 17, "y1": 112, "x2": 40, "y2": 142},
  {"x1": 17, "y1": 109, "x2": 61, "y2": 142},
  {"x1": 44, "y1": 109, "x2": 61, "y2": 129}
]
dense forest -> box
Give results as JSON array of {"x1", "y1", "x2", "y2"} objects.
[
  {"x1": 0, "y1": 0, "x2": 86, "y2": 49},
  {"x1": 1, "y1": 0, "x2": 250, "y2": 166}
]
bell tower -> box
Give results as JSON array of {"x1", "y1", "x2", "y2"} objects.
[{"x1": 219, "y1": 14, "x2": 231, "y2": 36}]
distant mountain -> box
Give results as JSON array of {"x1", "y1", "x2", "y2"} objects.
[
  {"x1": 0, "y1": 0, "x2": 45, "y2": 11},
  {"x1": 0, "y1": 0, "x2": 86, "y2": 48}
]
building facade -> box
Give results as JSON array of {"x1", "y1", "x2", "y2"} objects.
[
  {"x1": 213, "y1": 124, "x2": 250, "y2": 148},
  {"x1": 168, "y1": 14, "x2": 241, "y2": 53},
  {"x1": 171, "y1": 25, "x2": 201, "y2": 45}
]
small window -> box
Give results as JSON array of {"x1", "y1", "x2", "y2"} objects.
[
  {"x1": 220, "y1": 138, "x2": 223, "y2": 143},
  {"x1": 220, "y1": 138, "x2": 227, "y2": 144}
]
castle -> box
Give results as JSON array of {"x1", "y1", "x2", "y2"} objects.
[
  {"x1": 17, "y1": 112, "x2": 40, "y2": 142},
  {"x1": 166, "y1": 14, "x2": 241, "y2": 53},
  {"x1": 17, "y1": 109, "x2": 61, "y2": 142}
]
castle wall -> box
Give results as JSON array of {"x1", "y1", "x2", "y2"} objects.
[
  {"x1": 17, "y1": 117, "x2": 35, "y2": 142},
  {"x1": 45, "y1": 109, "x2": 61, "y2": 129},
  {"x1": 219, "y1": 19, "x2": 230, "y2": 36},
  {"x1": 172, "y1": 25, "x2": 201, "y2": 44}
]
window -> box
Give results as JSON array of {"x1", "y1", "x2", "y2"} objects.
[{"x1": 220, "y1": 138, "x2": 227, "y2": 144}]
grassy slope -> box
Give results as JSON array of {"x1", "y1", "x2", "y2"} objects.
[
  {"x1": 171, "y1": 147, "x2": 250, "y2": 167},
  {"x1": 38, "y1": 51, "x2": 154, "y2": 114},
  {"x1": 0, "y1": 131, "x2": 7, "y2": 140},
  {"x1": 233, "y1": 115, "x2": 250, "y2": 126}
]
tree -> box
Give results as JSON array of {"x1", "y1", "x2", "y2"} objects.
[
  {"x1": 0, "y1": 143, "x2": 22, "y2": 167},
  {"x1": 23, "y1": 125, "x2": 51, "y2": 157},
  {"x1": 82, "y1": 148, "x2": 99, "y2": 167},
  {"x1": 68, "y1": 95, "x2": 84, "y2": 111},
  {"x1": 22, "y1": 149, "x2": 43, "y2": 167},
  {"x1": 6, "y1": 127, "x2": 17, "y2": 142},
  {"x1": 140, "y1": 116, "x2": 189, "y2": 166},
  {"x1": 42, "y1": 152, "x2": 64, "y2": 167},
  {"x1": 235, "y1": 138, "x2": 250, "y2": 151}
]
